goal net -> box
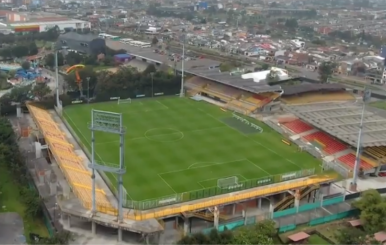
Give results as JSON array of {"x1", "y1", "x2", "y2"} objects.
[
  {"x1": 117, "y1": 98, "x2": 131, "y2": 105},
  {"x1": 217, "y1": 176, "x2": 239, "y2": 189}
]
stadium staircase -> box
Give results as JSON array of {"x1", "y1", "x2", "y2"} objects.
[{"x1": 273, "y1": 185, "x2": 319, "y2": 212}]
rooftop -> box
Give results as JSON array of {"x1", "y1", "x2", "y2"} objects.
[
  {"x1": 283, "y1": 102, "x2": 386, "y2": 147},
  {"x1": 188, "y1": 67, "x2": 282, "y2": 94}
]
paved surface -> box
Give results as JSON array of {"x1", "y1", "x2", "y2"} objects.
[
  {"x1": 106, "y1": 40, "x2": 221, "y2": 71},
  {"x1": 0, "y1": 212, "x2": 26, "y2": 244}
]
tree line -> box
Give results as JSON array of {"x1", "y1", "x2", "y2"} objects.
[
  {"x1": 178, "y1": 220, "x2": 276, "y2": 245},
  {"x1": 63, "y1": 63, "x2": 181, "y2": 103}
]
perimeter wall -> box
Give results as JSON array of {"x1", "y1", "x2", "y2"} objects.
[{"x1": 199, "y1": 189, "x2": 383, "y2": 235}]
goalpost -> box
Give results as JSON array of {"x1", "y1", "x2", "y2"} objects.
[
  {"x1": 217, "y1": 176, "x2": 239, "y2": 189},
  {"x1": 117, "y1": 98, "x2": 131, "y2": 105}
]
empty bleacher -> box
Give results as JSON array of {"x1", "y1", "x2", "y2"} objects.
[
  {"x1": 185, "y1": 76, "x2": 207, "y2": 90},
  {"x1": 281, "y1": 92, "x2": 355, "y2": 105},
  {"x1": 338, "y1": 153, "x2": 374, "y2": 171},
  {"x1": 365, "y1": 146, "x2": 386, "y2": 162},
  {"x1": 28, "y1": 105, "x2": 116, "y2": 215},
  {"x1": 283, "y1": 119, "x2": 314, "y2": 134},
  {"x1": 303, "y1": 131, "x2": 347, "y2": 154},
  {"x1": 203, "y1": 81, "x2": 241, "y2": 101},
  {"x1": 227, "y1": 100, "x2": 255, "y2": 113}
]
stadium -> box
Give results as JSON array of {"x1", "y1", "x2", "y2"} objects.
[{"x1": 25, "y1": 66, "x2": 386, "y2": 241}]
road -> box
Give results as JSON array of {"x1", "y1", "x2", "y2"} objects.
[{"x1": 41, "y1": 68, "x2": 65, "y2": 94}]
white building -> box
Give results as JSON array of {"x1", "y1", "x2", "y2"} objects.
[
  {"x1": 242, "y1": 67, "x2": 289, "y2": 83},
  {"x1": 6, "y1": 19, "x2": 91, "y2": 33}
]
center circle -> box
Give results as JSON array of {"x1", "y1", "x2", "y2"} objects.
[{"x1": 144, "y1": 128, "x2": 184, "y2": 142}]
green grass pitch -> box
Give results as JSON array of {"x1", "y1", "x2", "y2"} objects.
[{"x1": 63, "y1": 97, "x2": 321, "y2": 201}]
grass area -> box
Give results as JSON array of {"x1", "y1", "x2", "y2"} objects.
[
  {"x1": 308, "y1": 234, "x2": 331, "y2": 244},
  {"x1": 64, "y1": 97, "x2": 321, "y2": 201},
  {"x1": 318, "y1": 223, "x2": 345, "y2": 244},
  {"x1": 92, "y1": 65, "x2": 115, "y2": 71},
  {"x1": 35, "y1": 40, "x2": 53, "y2": 49},
  {"x1": 0, "y1": 164, "x2": 49, "y2": 242},
  {"x1": 369, "y1": 101, "x2": 386, "y2": 110}
]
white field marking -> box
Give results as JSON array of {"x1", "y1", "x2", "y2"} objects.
[
  {"x1": 197, "y1": 174, "x2": 248, "y2": 188},
  {"x1": 94, "y1": 126, "x2": 228, "y2": 145},
  {"x1": 197, "y1": 174, "x2": 248, "y2": 184},
  {"x1": 197, "y1": 182, "x2": 206, "y2": 189},
  {"x1": 158, "y1": 174, "x2": 177, "y2": 193},
  {"x1": 188, "y1": 158, "x2": 246, "y2": 169},
  {"x1": 144, "y1": 128, "x2": 184, "y2": 142},
  {"x1": 65, "y1": 112, "x2": 135, "y2": 200},
  {"x1": 160, "y1": 158, "x2": 246, "y2": 177},
  {"x1": 202, "y1": 111, "x2": 302, "y2": 170},
  {"x1": 245, "y1": 158, "x2": 271, "y2": 176},
  {"x1": 156, "y1": 100, "x2": 169, "y2": 109},
  {"x1": 121, "y1": 108, "x2": 169, "y2": 115}
]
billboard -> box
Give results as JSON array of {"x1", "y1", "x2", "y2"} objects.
[{"x1": 14, "y1": 25, "x2": 39, "y2": 32}]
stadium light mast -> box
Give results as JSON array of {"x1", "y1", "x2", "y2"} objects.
[
  {"x1": 179, "y1": 34, "x2": 185, "y2": 98},
  {"x1": 351, "y1": 88, "x2": 371, "y2": 191},
  {"x1": 52, "y1": 43, "x2": 60, "y2": 107}
]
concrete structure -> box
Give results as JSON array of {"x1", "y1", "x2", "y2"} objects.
[
  {"x1": 56, "y1": 32, "x2": 106, "y2": 55},
  {"x1": 3, "y1": 19, "x2": 91, "y2": 33},
  {"x1": 26, "y1": 104, "x2": 336, "y2": 242},
  {"x1": 283, "y1": 102, "x2": 386, "y2": 147}
]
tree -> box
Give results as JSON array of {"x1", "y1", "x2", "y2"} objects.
[
  {"x1": 21, "y1": 61, "x2": 31, "y2": 70},
  {"x1": 143, "y1": 64, "x2": 157, "y2": 75},
  {"x1": 65, "y1": 51, "x2": 83, "y2": 66},
  {"x1": 284, "y1": 19, "x2": 298, "y2": 29},
  {"x1": 44, "y1": 53, "x2": 64, "y2": 68},
  {"x1": 177, "y1": 220, "x2": 275, "y2": 245},
  {"x1": 9, "y1": 85, "x2": 32, "y2": 103},
  {"x1": 354, "y1": 189, "x2": 386, "y2": 233},
  {"x1": 261, "y1": 64, "x2": 270, "y2": 70},
  {"x1": 152, "y1": 36, "x2": 159, "y2": 45},
  {"x1": 32, "y1": 83, "x2": 52, "y2": 101},
  {"x1": 265, "y1": 69, "x2": 280, "y2": 84},
  {"x1": 220, "y1": 63, "x2": 233, "y2": 72},
  {"x1": 11, "y1": 45, "x2": 29, "y2": 58},
  {"x1": 318, "y1": 61, "x2": 336, "y2": 83}
]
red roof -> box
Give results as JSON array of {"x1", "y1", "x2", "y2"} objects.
[{"x1": 288, "y1": 232, "x2": 310, "y2": 242}]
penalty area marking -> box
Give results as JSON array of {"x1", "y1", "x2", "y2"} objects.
[
  {"x1": 156, "y1": 100, "x2": 169, "y2": 109},
  {"x1": 188, "y1": 158, "x2": 246, "y2": 169}
]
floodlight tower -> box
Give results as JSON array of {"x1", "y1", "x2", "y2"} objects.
[
  {"x1": 350, "y1": 88, "x2": 371, "y2": 191},
  {"x1": 88, "y1": 110, "x2": 126, "y2": 241},
  {"x1": 51, "y1": 43, "x2": 60, "y2": 108},
  {"x1": 180, "y1": 34, "x2": 186, "y2": 98}
]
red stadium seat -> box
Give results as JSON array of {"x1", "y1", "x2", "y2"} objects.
[
  {"x1": 283, "y1": 119, "x2": 314, "y2": 134},
  {"x1": 303, "y1": 131, "x2": 347, "y2": 154},
  {"x1": 338, "y1": 154, "x2": 373, "y2": 171}
]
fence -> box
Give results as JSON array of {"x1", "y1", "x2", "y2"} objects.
[
  {"x1": 200, "y1": 194, "x2": 359, "y2": 235},
  {"x1": 123, "y1": 168, "x2": 315, "y2": 210}
]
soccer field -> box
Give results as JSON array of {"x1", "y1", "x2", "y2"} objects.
[{"x1": 63, "y1": 97, "x2": 321, "y2": 204}]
